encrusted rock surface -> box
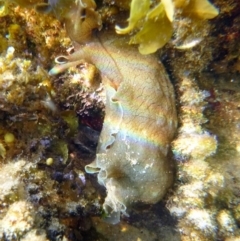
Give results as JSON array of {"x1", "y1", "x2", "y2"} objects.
[{"x1": 0, "y1": 0, "x2": 240, "y2": 240}]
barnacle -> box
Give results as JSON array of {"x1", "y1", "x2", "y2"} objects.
[{"x1": 116, "y1": 0, "x2": 219, "y2": 54}]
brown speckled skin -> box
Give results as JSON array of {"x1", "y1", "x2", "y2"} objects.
[{"x1": 51, "y1": 32, "x2": 177, "y2": 222}]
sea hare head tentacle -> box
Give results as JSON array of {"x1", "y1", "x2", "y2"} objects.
[
  {"x1": 54, "y1": 55, "x2": 69, "y2": 64},
  {"x1": 49, "y1": 60, "x2": 84, "y2": 76}
]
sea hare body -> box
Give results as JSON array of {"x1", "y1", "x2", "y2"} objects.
[{"x1": 50, "y1": 33, "x2": 177, "y2": 223}]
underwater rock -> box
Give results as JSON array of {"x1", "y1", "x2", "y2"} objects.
[
  {"x1": 92, "y1": 217, "x2": 158, "y2": 240},
  {"x1": 0, "y1": 201, "x2": 34, "y2": 239},
  {"x1": 50, "y1": 32, "x2": 177, "y2": 223}
]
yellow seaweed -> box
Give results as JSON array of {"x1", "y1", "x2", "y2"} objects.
[
  {"x1": 182, "y1": 0, "x2": 219, "y2": 19},
  {"x1": 115, "y1": 0, "x2": 150, "y2": 34},
  {"x1": 130, "y1": 3, "x2": 172, "y2": 55},
  {"x1": 147, "y1": 1, "x2": 164, "y2": 19},
  {"x1": 115, "y1": 0, "x2": 219, "y2": 54},
  {"x1": 173, "y1": 0, "x2": 189, "y2": 8},
  {"x1": 162, "y1": 0, "x2": 174, "y2": 22}
]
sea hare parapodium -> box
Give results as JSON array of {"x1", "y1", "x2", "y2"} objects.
[{"x1": 50, "y1": 32, "x2": 177, "y2": 224}]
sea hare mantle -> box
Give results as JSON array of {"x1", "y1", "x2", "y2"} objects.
[{"x1": 50, "y1": 32, "x2": 178, "y2": 224}]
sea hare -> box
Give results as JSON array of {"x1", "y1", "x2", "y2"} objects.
[{"x1": 50, "y1": 32, "x2": 177, "y2": 224}]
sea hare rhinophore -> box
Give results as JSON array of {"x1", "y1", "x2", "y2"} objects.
[{"x1": 50, "y1": 32, "x2": 177, "y2": 224}]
